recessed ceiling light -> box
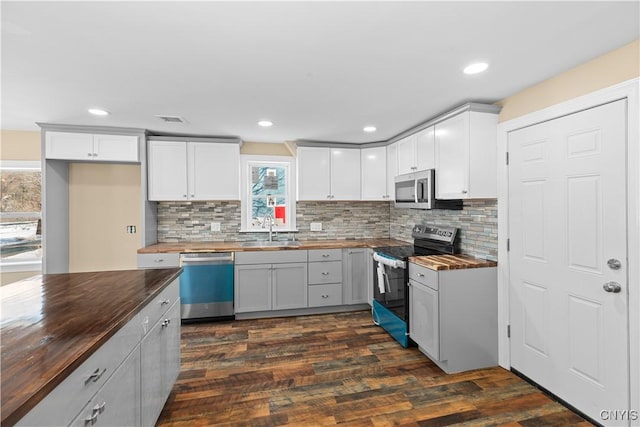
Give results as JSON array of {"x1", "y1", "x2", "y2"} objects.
[
  {"x1": 257, "y1": 120, "x2": 273, "y2": 127},
  {"x1": 463, "y1": 62, "x2": 489, "y2": 75},
  {"x1": 363, "y1": 126, "x2": 377, "y2": 133},
  {"x1": 88, "y1": 108, "x2": 110, "y2": 116}
]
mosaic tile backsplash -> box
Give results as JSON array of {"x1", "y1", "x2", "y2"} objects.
[
  {"x1": 156, "y1": 199, "x2": 497, "y2": 260},
  {"x1": 389, "y1": 199, "x2": 498, "y2": 260}
]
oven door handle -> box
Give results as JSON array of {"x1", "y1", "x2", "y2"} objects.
[{"x1": 373, "y1": 252, "x2": 406, "y2": 269}]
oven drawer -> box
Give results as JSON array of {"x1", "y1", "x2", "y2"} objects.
[
  {"x1": 308, "y1": 261, "x2": 342, "y2": 285},
  {"x1": 409, "y1": 263, "x2": 438, "y2": 290},
  {"x1": 308, "y1": 283, "x2": 343, "y2": 307}
]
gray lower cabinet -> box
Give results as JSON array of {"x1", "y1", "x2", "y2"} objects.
[
  {"x1": 308, "y1": 249, "x2": 342, "y2": 307},
  {"x1": 342, "y1": 248, "x2": 369, "y2": 305},
  {"x1": 234, "y1": 251, "x2": 309, "y2": 313},
  {"x1": 141, "y1": 300, "x2": 181, "y2": 426},
  {"x1": 70, "y1": 346, "x2": 141, "y2": 427},
  {"x1": 409, "y1": 263, "x2": 497, "y2": 373},
  {"x1": 17, "y1": 279, "x2": 181, "y2": 427}
]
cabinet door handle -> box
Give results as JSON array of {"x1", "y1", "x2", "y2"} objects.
[
  {"x1": 462, "y1": 190, "x2": 468, "y2": 194},
  {"x1": 183, "y1": 194, "x2": 187, "y2": 198},
  {"x1": 96, "y1": 401, "x2": 106, "y2": 414},
  {"x1": 162, "y1": 318, "x2": 171, "y2": 328},
  {"x1": 191, "y1": 194, "x2": 195, "y2": 197},
  {"x1": 84, "y1": 368, "x2": 106, "y2": 385},
  {"x1": 85, "y1": 412, "x2": 98, "y2": 426},
  {"x1": 321, "y1": 294, "x2": 329, "y2": 298},
  {"x1": 321, "y1": 272, "x2": 330, "y2": 275}
]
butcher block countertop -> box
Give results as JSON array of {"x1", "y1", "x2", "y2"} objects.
[
  {"x1": 409, "y1": 254, "x2": 498, "y2": 271},
  {"x1": 138, "y1": 238, "x2": 410, "y2": 253},
  {"x1": 0, "y1": 268, "x2": 182, "y2": 426}
]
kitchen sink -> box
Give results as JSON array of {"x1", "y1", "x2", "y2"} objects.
[{"x1": 240, "y1": 241, "x2": 301, "y2": 247}]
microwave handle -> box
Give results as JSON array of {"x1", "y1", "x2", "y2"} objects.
[{"x1": 414, "y1": 179, "x2": 419, "y2": 202}]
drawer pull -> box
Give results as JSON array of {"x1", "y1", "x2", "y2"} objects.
[
  {"x1": 162, "y1": 318, "x2": 171, "y2": 328},
  {"x1": 321, "y1": 272, "x2": 330, "y2": 275},
  {"x1": 417, "y1": 273, "x2": 425, "y2": 277},
  {"x1": 85, "y1": 412, "x2": 98, "y2": 426},
  {"x1": 321, "y1": 294, "x2": 329, "y2": 298},
  {"x1": 153, "y1": 258, "x2": 164, "y2": 263},
  {"x1": 322, "y1": 254, "x2": 330, "y2": 257},
  {"x1": 84, "y1": 368, "x2": 106, "y2": 385},
  {"x1": 160, "y1": 299, "x2": 171, "y2": 306}
]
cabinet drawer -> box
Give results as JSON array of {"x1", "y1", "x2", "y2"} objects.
[
  {"x1": 17, "y1": 314, "x2": 142, "y2": 427},
  {"x1": 138, "y1": 278, "x2": 180, "y2": 335},
  {"x1": 308, "y1": 261, "x2": 342, "y2": 285},
  {"x1": 235, "y1": 250, "x2": 307, "y2": 265},
  {"x1": 409, "y1": 263, "x2": 438, "y2": 290},
  {"x1": 308, "y1": 283, "x2": 343, "y2": 307},
  {"x1": 308, "y1": 249, "x2": 342, "y2": 262},
  {"x1": 137, "y1": 253, "x2": 180, "y2": 269}
]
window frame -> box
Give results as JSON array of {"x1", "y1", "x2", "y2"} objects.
[
  {"x1": 0, "y1": 160, "x2": 43, "y2": 272},
  {"x1": 240, "y1": 155, "x2": 297, "y2": 233}
]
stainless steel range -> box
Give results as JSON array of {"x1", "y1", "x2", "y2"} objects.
[{"x1": 372, "y1": 225, "x2": 458, "y2": 347}]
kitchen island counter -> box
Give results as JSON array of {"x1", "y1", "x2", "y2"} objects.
[
  {"x1": 0, "y1": 268, "x2": 182, "y2": 426},
  {"x1": 138, "y1": 238, "x2": 410, "y2": 254}
]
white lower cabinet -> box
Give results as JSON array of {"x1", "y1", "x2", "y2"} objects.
[
  {"x1": 70, "y1": 346, "x2": 141, "y2": 427},
  {"x1": 409, "y1": 263, "x2": 497, "y2": 373},
  {"x1": 234, "y1": 251, "x2": 309, "y2": 313},
  {"x1": 141, "y1": 300, "x2": 181, "y2": 426}
]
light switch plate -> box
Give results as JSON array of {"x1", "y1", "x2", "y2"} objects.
[
  {"x1": 310, "y1": 222, "x2": 322, "y2": 232},
  {"x1": 210, "y1": 222, "x2": 221, "y2": 232}
]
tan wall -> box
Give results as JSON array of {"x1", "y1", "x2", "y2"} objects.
[
  {"x1": 0, "y1": 130, "x2": 41, "y2": 161},
  {"x1": 68, "y1": 163, "x2": 141, "y2": 272},
  {"x1": 240, "y1": 141, "x2": 295, "y2": 156},
  {"x1": 498, "y1": 40, "x2": 640, "y2": 122},
  {"x1": 0, "y1": 271, "x2": 41, "y2": 286}
]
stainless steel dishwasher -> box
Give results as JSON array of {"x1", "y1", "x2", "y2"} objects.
[{"x1": 179, "y1": 252, "x2": 234, "y2": 322}]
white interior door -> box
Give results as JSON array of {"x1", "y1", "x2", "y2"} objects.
[{"x1": 508, "y1": 100, "x2": 629, "y2": 424}]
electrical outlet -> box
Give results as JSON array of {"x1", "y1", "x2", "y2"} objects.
[
  {"x1": 310, "y1": 222, "x2": 322, "y2": 232},
  {"x1": 210, "y1": 222, "x2": 221, "y2": 232}
]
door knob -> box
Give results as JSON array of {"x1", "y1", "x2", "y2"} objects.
[
  {"x1": 603, "y1": 282, "x2": 622, "y2": 293},
  {"x1": 607, "y1": 258, "x2": 622, "y2": 270}
]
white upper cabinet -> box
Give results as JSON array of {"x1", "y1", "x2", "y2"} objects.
[
  {"x1": 395, "y1": 126, "x2": 435, "y2": 175},
  {"x1": 298, "y1": 147, "x2": 361, "y2": 200},
  {"x1": 434, "y1": 110, "x2": 498, "y2": 199},
  {"x1": 45, "y1": 131, "x2": 139, "y2": 162},
  {"x1": 147, "y1": 140, "x2": 239, "y2": 201},
  {"x1": 386, "y1": 143, "x2": 398, "y2": 200},
  {"x1": 361, "y1": 146, "x2": 389, "y2": 200}
]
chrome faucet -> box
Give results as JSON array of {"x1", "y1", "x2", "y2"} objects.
[{"x1": 263, "y1": 214, "x2": 275, "y2": 242}]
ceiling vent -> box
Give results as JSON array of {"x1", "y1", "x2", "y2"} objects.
[{"x1": 155, "y1": 115, "x2": 186, "y2": 123}]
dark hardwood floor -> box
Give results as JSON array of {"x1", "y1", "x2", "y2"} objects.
[{"x1": 157, "y1": 310, "x2": 593, "y2": 426}]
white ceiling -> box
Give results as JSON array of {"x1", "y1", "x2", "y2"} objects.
[{"x1": 2, "y1": 1, "x2": 638, "y2": 144}]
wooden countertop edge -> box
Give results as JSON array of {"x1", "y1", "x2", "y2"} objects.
[
  {"x1": 1, "y1": 268, "x2": 183, "y2": 427},
  {"x1": 137, "y1": 239, "x2": 411, "y2": 254},
  {"x1": 409, "y1": 255, "x2": 498, "y2": 271}
]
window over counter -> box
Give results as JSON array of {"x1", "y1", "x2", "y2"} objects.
[
  {"x1": 240, "y1": 155, "x2": 297, "y2": 232},
  {"x1": 0, "y1": 161, "x2": 42, "y2": 272}
]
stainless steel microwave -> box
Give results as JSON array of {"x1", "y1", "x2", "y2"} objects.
[{"x1": 394, "y1": 169, "x2": 434, "y2": 209}]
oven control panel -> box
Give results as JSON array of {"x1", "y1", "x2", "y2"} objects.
[{"x1": 412, "y1": 225, "x2": 457, "y2": 244}]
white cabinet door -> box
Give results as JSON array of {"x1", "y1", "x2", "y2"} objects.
[
  {"x1": 396, "y1": 134, "x2": 417, "y2": 175},
  {"x1": 45, "y1": 132, "x2": 95, "y2": 160},
  {"x1": 272, "y1": 263, "x2": 308, "y2": 310},
  {"x1": 386, "y1": 143, "x2": 397, "y2": 200},
  {"x1": 409, "y1": 280, "x2": 440, "y2": 360},
  {"x1": 188, "y1": 142, "x2": 239, "y2": 200},
  {"x1": 435, "y1": 113, "x2": 469, "y2": 199},
  {"x1": 148, "y1": 141, "x2": 188, "y2": 201},
  {"x1": 93, "y1": 134, "x2": 139, "y2": 162},
  {"x1": 330, "y1": 148, "x2": 360, "y2": 200},
  {"x1": 70, "y1": 346, "x2": 141, "y2": 427},
  {"x1": 234, "y1": 264, "x2": 272, "y2": 312},
  {"x1": 298, "y1": 147, "x2": 331, "y2": 200},
  {"x1": 360, "y1": 146, "x2": 387, "y2": 200},
  {"x1": 415, "y1": 126, "x2": 435, "y2": 171}
]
